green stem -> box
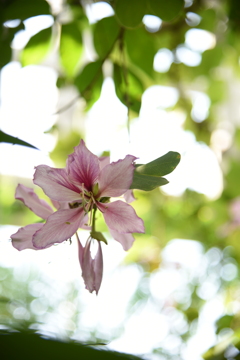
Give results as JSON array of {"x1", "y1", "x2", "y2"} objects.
[{"x1": 91, "y1": 206, "x2": 97, "y2": 233}]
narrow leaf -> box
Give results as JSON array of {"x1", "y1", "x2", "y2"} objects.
[
  {"x1": 0, "y1": 130, "x2": 38, "y2": 149},
  {"x1": 136, "y1": 152, "x2": 181, "y2": 177},
  {"x1": 130, "y1": 172, "x2": 168, "y2": 191}
]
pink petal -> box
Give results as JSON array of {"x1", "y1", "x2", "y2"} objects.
[
  {"x1": 124, "y1": 190, "x2": 136, "y2": 203},
  {"x1": 97, "y1": 155, "x2": 137, "y2": 198},
  {"x1": 33, "y1": 165, "x2": 81, "y2": 202},
  {"x1": 78, "y1": 237, "x2": 103, "y2": 294},
  {"x1": 97, "y1": 200, "x2": 145, "y2": 234},
  {"x1": 99, "y1": 156, "x2": 110, "y2": 170},
  {"x1": 15, "y1": 184, "x2": 53, "y2": 219},
  {"x1": 93, "y1": 241, "x2": 103, "y2": 294},
  {"x1": 77, "y1": 235, "x2": 84, "y2": 267},
  {"x1": 68, "y1": 140, "x2": 100, "y2": 191},
  {"x1": 109, "y1": 229, "x2": 135, "y2": 251},
  {"x1": 11, "y1": 223, "x2": 45, "y2": 251},
  {"x1": 32, "y1": 208, "x2": 85, "y2": 249}
]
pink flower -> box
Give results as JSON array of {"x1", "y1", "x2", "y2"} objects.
[
  {"x1": 11, "y1": 141, "x2": 144, "y2": 294},
  {"x1": 32, "y1": 140, "x2": 144, "y2": 249},
  {"x1": 31, "y1": 140, "x2": 144, "y2": 293}
]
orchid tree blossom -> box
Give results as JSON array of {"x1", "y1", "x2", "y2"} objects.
[
  {"x1": 32, "y1": 140, "x2": 144, "y2": 248},
  {"x1": 31, "y1": 140, "x2": 144, "y2": 293}
]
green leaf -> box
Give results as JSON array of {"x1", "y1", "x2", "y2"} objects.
[
  {"x1": 125, "y1": 28, "x2": 156, "y2": 77},
  {"x1": 136, "y1": 152, "x2": 181, "y2": 177},
  {"x1": 74, "y1": 60, "x2": 103, "y2": 107},
  {"x1": 0, "y1": 130, "x2": 38, "y2": 149},
  {"x1": 130, "y1": 152, "x2": 181, "y2": 191},
  {"x1": 21, "y1": 27, "x2": 52, "y2": 66},
  {"x1": 147, "y1": 0, "x2": 184, "y2": 22},
  {"x1": 130, "y1": 172, "x2": 169, "y2": 191},
  {"x1": 0, "y1": 40, "x2": 12, "y2": 69},
  {"x1": 93, "y1": 16, "x2": 120, "y2": 59},
  {"x1": 3, "y1": 0, "x2": 50, "y2": 21},
  {"x1": 60, "y1": 22, "x2": 83, "y2": 78},
  {"x1": 91, "y1": 231, "x2": 108, "y2": 244},
  {"x1": 115, "y1": 0, "x2": 147, "y2": 28},
  {"x1": 216, "y1": 315, "x2": 233, "y2": 334},
  {"x1": 113, "y1": 63, "x2": 144, "y2": 114}
]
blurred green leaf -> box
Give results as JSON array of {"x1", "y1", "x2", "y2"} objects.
[
  {"x1": 21, "y1": 26, "x2": 52, "y2": 66},
  {"x1": 3, "y1": 0, "x2": 50, "y2": 21},
  {"x1": 93, "y1": 16, "x2": 120, "y2": 59},
  {"x1": 0, "y1": 330, "x2": 143, "y2": 360},
  {"x1": 60, "y1": 21, "x2": 83, "y2": 78},
  {"x1": 113, "y1": 63, "x2": 144, "y2": 113},
  {"x1": 115, "y1": 0, "x2": 147, "y2": 28},
  {"x1": 0, "y1": 38, "x2": 12, "y2": 68},
  {"x1": 0, "y1": 130, "x2": 38, "y2": 149},
  {"x1": 125, "y1": 27, "x2": 155, "y2": 77},
  {"x1": 75, "y1": 60, "x2": 103, "y2": 107},
  {"x1": 147, "y1": 0, "x2": 184, "y2": 21},
  {"x1": 50, "y1": 131, "x2": 83, "y2": 167},
  {"x1": 216, "y1": 315, "x2": 234, "y2": 334},
  {"x1": 0, "y1": 22, "x2": 25, "y2": 68},
  {"x1": 197, "y1": 8, "x2": 217, "y2": 32}
]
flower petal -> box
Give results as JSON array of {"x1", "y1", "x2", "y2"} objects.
[
  {"x1": 33, "y1": 165, "x2": 81, "y2": 202},
  {"x1": 15, "y1": 184, "x2": 53, "y2": 219},
  {"x1": 32, "y1": 208, "x2": 85, "y2": 249},
  {"x1": 124, "y1": 190, "x2": 136, "y2": 203},
  {"x1": 92, "y1": 241, "x2": 103, "y2": 294},
  {"x1": 78, "y1": 237, "x2": 103, "y2": 294},
  {"x1": 68, "y1": 140, "x2": 100, "y2": 191},
  {"x1": 97, "y1": 200, "x2": 145, "y2": 234},
  {"x1": 97, "y1": 155, "x2": 137, "y2": 198},
  {"x1": 99, "y1": 156, "x2": 110, "y2": 170},
  {"x1": 109, "y1": 228, "x2": 135, "y2": 251},
  {"x1": 11, "y1": 223, "x2": 45, "y2": 251}
]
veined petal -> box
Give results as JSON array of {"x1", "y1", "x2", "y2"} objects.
[
  {"x1": 124, "y1": 190, "x2": 136, "y2": 203},
  {"x1": 11, "y1": 223, "x2": 45, "y2": 251},
  {"x1": 97, "y1": 155, "x2": 137, "y2": 198},
  {"x1": 109, "y1": 229, "x2": 135, "y2": 251},
  {"x1": 32, "y1": 208, "x2": 85, "y2": 249},
  {"x1": 33, "y1": 165, "x2": 81, "y2": 202},
  {"x1": 68, "y1": 140, "x2": 100, "y2": 191},
  {"x1": 15, "y1": 184, "x2": 53, "y2": 219},
  {"x1": 97, "y1": 201, "x2": 145, "y2": 234}
]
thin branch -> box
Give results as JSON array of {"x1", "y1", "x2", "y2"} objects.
[{"x1": 53, "y1": 95, "x2": 80, "y2": 115}]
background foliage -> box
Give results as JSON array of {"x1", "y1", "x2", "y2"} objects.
[{"x1": 1, "y1": 0, "x2": 240, "y2": 359}]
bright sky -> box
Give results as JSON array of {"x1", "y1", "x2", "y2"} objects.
[{"x1": 0, "y1": 5, "x2": 229, "y2": 360}]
